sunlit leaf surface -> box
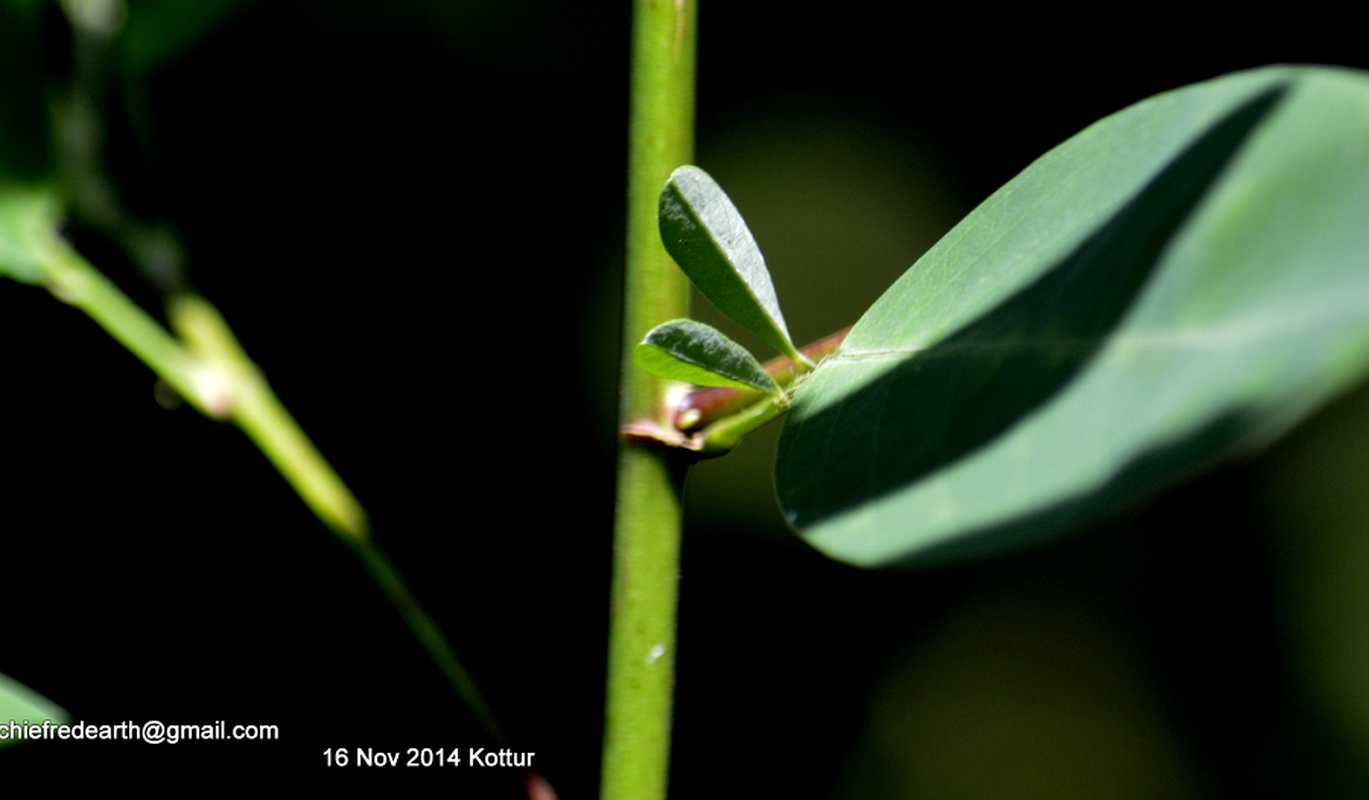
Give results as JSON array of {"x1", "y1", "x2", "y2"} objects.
[{"x1": 777, "y1": 66, "x2": 1369, "y2": 567}]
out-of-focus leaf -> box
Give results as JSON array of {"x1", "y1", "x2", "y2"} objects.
[
  {"x1": 0, "y1": 671, "x2": 69, "y2": 747},
  {"x1": 1, "y1": 0, "x2": 44, "y2": 16},
  {"x1": 122, "y1": 0, "x2": 261, "y2": 74},
  {"x1": 776, "y1": 66, "x2": 1369, "y2": 567},
  {"x1": 659, "y1": 165, "x2": 805, "y2": 364},
  {"x1": 635, "y1": 318, "x2": 778, "y2": 393},
  {"x1": 0, "y1": 0, "x2": 52, "y2": 181}
]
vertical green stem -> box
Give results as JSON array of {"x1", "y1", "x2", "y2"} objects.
[{"x1": 601, "y1": 1, "x2": 697, "y2": 799}]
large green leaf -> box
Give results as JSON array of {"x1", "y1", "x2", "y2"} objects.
[{"x1": 776, "y1": 66, "x2": 1369, "y2": 567}]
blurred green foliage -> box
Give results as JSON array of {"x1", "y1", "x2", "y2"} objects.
[{"x1": 0, "y1": 0, "x2": 50, "y2": 179}]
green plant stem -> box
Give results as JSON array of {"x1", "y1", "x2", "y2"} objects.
[
  {"x1": 35, "y1": 0, "x2": 508, "y2": 754},
  {"x1": 166, "y1": 294, "x2": 367, "y2": 540},
  {"x1": 45, "y1": 245, "x2": 201, "y2": 404},
  {"x1": 602, "y1": 1, "x2": 697, "y2": 798},
  {"x1": 42, "y1": 242, "x2": 503, "y2": 743},
  {"x1": 169, "y1": 294, "x2": 506, "y2": 741},
  {"x1": 696, "y1": 394, "x2": 787, "y2": 456},
  {"x1": 342, "y1": 528, "x2": 507, "y2": 745}
]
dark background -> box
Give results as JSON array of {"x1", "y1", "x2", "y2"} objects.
[{"x1": 3, "y1": 1, "x2": 1369, "y2": 796}]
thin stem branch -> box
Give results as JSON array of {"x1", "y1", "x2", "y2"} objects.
[
  {"x1": 166, "y1": 294, "x2": 368, "y2": 540},
  {"x1": 26, "y1": 0, "x2": 511, "y2": 762},
  {"x1": 601, "y1": 1, "x2": 697, "y2": 799},
  {"x1": 38, "y1": 237, "x2": 504, "y2": 744},
  {"x1": 343, "y1": 529, "x2": 507, "y2": 746}
]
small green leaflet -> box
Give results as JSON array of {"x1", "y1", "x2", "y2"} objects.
[
  {"x1": 635, "y1": 318, "x2": 779, "y2": 393},
  {"x1": 659, "y1": 166, "x2": 810, "y2": 366}
]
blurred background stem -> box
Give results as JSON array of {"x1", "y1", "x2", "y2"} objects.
[
  {"x1": 601, "y1": 1, "x2": 697, "y2": 798},
  {"x1": 35, "y1": 0, "x2": 507, "y2": 748},
  {"x1": 35, "y1": 233, "x2": 506, "y2": 744}
]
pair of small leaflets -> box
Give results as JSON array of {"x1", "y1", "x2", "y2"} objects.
[{"x1": 631, "y1": 166, "x2": 811, "y2": 453}]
